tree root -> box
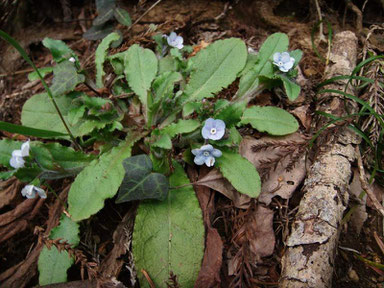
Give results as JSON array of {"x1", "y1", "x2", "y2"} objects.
[{"x1": 279, "y1": 31, "x2": 358, "y2": 288}]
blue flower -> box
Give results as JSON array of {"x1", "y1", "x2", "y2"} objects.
[
  {"x1": 9, "y1": 140, "x2": 30, "y2": 169},
  {"x1": 21, "y1": 185, "x2": 47, "y2": 199},
  {"x1": 165, "y1": 32, "x2": 184, "y2": 49},
  {"x1": 192, "y1": 144, "x2": 222, "y2": 167},
  {"x1": 202, "y1": 118, "x2": 226, "y2": 140},
  {"x1": 273, "y1": 52, "x2": 295, "y2": 72}
]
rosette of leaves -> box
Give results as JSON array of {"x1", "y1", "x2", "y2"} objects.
[{"x1": 83, "y1": 0, "x2": 131, "y2": 41}]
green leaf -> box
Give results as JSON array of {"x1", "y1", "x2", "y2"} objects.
[
  {"x1": 93, "y1": 8, "x2": 115, "y2": 26},
  {"x1": 182, "y1": 102, "x2": 202, "y2": 118},
  {"x1": 240, "y1": 106, "x2": 299, "y2": 135},
  {"x1": 21, "y1": 93, "x2": 104, "y2": 137},
  {"x1": 0, "y1": 120, "x2": 67, "y2": 138},
  {"x1": 21, "y1": 93, "x2": 75, "y2": 136},
  {"x1": 279, "y1": 75, "x2": 301, "y2": 101},
  {"x1": 161, "y1": 119, "x2": 200, "y2": 138},
  {"x1": 95, "y1": 32, "x2": 121, "y2": 88},
  {"x1": 38, "y1": 214, "x2": 80, "y2": 285},
  {"x1": 290, "y1": 49, "x2": 303, "y2": 67},
  {"x1": 152, "y1": 72, "x2": 182, "y2": 100},
  {"x1": 51, "y1": 61, "x2": 85, "y2": 96},
  {"x1": 0, "y1": 171, "x2": 14, "y2": 180},
  {"x1": 236, "y1": 33, "x2": 289, "y2": 100},
  {"x1": 32, "y1": 142, "x2": 94, "y2": 171},
  {"x1": 42, "y1": 38, "x2": 77, "y2": 63},
  {"x1": 114, "y1": 7, "x2": 132, "y2": 26},
  {"x1": 213, "y1": 126, "x2": 242, "y2": 147},
  {"x1": 28, "y1": 67, "x2": 53, "y2": 81},
  {"x1": 239, "y1": 53, "x2": 258, "y2": 77},
  {"x1": 115, "y1": 155, "x2": 168, "y2": 203},
  {"x1": 124, "y1": 44, "x2": 158, "y2": 111},
  {"x1": 158, "y1": 55, "x2": 177, "y2": 74},
  {"x1": 182, "y1": 38, "x2": 247, "y2": 103},
  {"x1": 68, "y1": 132, "x2": 142, "y2": 221},
  {"x1": 152, "y1": 133, "x2": 172, "y2": 150},
  {"x1": 132, "y1": 161, "x2": 204, "y2": 287},
  {"x1": 216, "y1": 148, "x2": 260, "y2": 197},
  {"x1": 107, "y1": 51, "x2": 127, "y2": 75},
  {"x1": 214, "y1": 101, "x2": 246, "y2": 127},
  {"x1": 83, "y1": 24, "x2": 114, "y2": 40},
  {"x1": 0, "y1": 139, "x2": 22, "y2": 168}
]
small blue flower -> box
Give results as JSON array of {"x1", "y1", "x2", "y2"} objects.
[
  {"x1": 9, "y1": 140, "x2": 30, "y2": 169},
  {"x1": 202, "y1": 118, "x2": 226, "y2": 140},
  {"x1": 273, "y1": 52, "x2": 295, "y2": 72},
  {"x1": 192, "y1": 144, "x2": 222, "y2": 167},
  {"x1": 165, "y1": 32, "x2": 184, "y2": 49},
  {"x1": 21, "y1": 185, "x2": 47, "y2": 199}
]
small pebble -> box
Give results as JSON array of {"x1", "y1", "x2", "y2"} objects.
[{"x1": 348, "y1": 269, "x2": 359, "y2": 282}]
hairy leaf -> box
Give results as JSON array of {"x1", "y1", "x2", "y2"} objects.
[
  {"x1": 51, "y1": 61, "x2": 85, "y2": 96},
  {"x1": 132, "y1": 161, "x2": 204, "y2": 287},
  {"x1": 42, "y1": 38, "x2": 77, "y2": 63},
  {"x1": 152, "y1": 71, "x2": 182, "y2": 100},
  {"x1": 182, "y1": 38, "x2": 247, "y2": 103},
  {"x1": 216, "y1": 148, "x2": 261, "y2": 198},
  {"x1": 95, "y1": 32, "x2": 121, "y2": 88},
  {"x1": 114, "y1": 7, "x2": 131, "y2": 26},
  {"x1": 124, "y1": 44, "x2": 158, "y2": 111},
  {"x1": 116, "y1": 155, "x2": 168, "y2": 203},
  {"x1": 68, "y1": 132, "x2": 141, "y2": 221},
  {"x1": 240, "y1": 106, "x2": 299, "y2": 135},
  {"x1": 38, "y1": 214, "x2": 80, "y2": 285}
]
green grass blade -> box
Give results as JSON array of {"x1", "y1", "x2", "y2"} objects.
[{"x1": 0, "y1": 121, "x2": 67, "y2": 138}]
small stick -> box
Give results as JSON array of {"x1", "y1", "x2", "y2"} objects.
[
  {"x1": 127, "y1": 0, "x2": 163, "y2": 32},
  {"x1": 141, "y1": 269, "x2": 156, "y2": 288},
  {"x1": 356, "y1": 146, "x2": 384, "y2": 217}
]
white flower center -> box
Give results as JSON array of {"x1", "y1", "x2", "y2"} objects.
[
  {"x1": 278, "y1": 61, "x2": 283, "y2": 66},
  {"x1": 210, "y1": 128, "x2": 217, "y2": 135},
  {"x1": 203, "y1": 151, "x2": 210, "y2": 157}
]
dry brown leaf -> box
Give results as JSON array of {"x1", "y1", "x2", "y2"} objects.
[
  {"x1": 246, "y1": 205, "x2": 275, "y2": 260},
  {"x1": 194, "y1": 227, "x2": 223, "y2": 288},
  {"x1": 292, "y1": 105, "x2": 311, "y2": 130},
  {"x1": 0, "y1": 177, "x2": 22, "y2": 209},
  {"x1": 197, "y1": 169, "x2": 251, "y2": 209},
  {"x1": 240, "y1": 134, "x2": 308, "y2": 205}
]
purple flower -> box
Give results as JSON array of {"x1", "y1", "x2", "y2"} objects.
[
  {"x1": 273, "y1": 52, "x2": 295, "y2": 72},
  {"x1": 21, "y1": 185, "x2": 47, "y2": 199},
  {"x1": 9, "y1": 140, "x2": 30, "y2": 169},
  {"x1": 202, "y1": 118, "x2": 226, "y2": 140},
  {"x1": 192, "y1": 144, "x2": 222, "y2": 167},
  {"x1": 165, "y1": 32, "x2": 184, "y2": 49}
]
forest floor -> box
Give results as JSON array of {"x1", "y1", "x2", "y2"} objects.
[{"x1": 0, "y1": 0, "x2": 384, "y2": 287}]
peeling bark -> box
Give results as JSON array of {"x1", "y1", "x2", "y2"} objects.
[{"x1": 279, "y1": 31, "x2": 359, "y2": 288}]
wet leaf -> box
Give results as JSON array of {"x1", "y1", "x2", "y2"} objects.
[
  {"x1": 83, "y1": 24, "x2": 114, "y2": 40},
  {"x1": 114, "y1": 7, "x2": 132, "y2": 26}
]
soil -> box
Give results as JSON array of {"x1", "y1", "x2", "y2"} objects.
[{"x1": 0, "y1": 0, "x2": 384, "y2": 287}]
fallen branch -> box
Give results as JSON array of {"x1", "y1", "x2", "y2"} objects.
[{"x1": 280, "y1": 31, "x2": 359, "y2": 288}]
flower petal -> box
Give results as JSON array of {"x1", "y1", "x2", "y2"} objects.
[
  {"x1": 204, "y1": 156, "x2": 215, "y2": 167},
  {"x1": 282, "y1": 61, "x2": 294, "y2": 72},
  {"x1": 35, "y1": 187, "x2": 47, "y2": 199},
  {"x1": 281, "y1": 52, "x2": 291, "y2": 62},
  {"x1": 211, "y1": 149, "x2": 222, "y2": 158},
  {"x1": 191, "y1": 148, "x2": 201, "y2": 156},
  {"x1": 12, "y1": 149, "x2": 23, "y2": 157},
  {"x1": 21, "y1": 185, "x2": 36, "y2": 199},
  {"x1": 194, "y1": 154, "x2": 206, "y2": 165},
  {"x1": 202, "y1": 126, "x2": 211, "y2": 139},
  {"x1": 10, "y1": 156, "x2": 25, "y2": 169},
  {"x1": 273, "y1": 52, "x2": 281, "y2": 63},
  {"x1": 200, "y1": 144, "x2": 214, "y2": 152},
  {"x1": 20, "y1": 140, "x2": 30, "y2": 157}
]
